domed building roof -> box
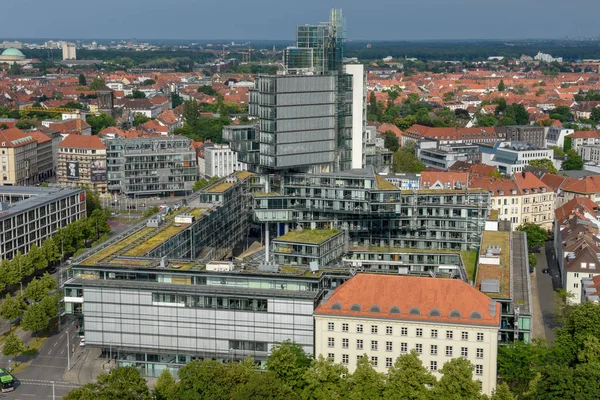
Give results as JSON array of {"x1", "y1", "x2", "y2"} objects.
[{"x1": 1, "y1": 48, "x2": 25, "y2": 58}]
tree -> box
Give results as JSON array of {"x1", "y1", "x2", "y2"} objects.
[
  {"x1": 21, "y1": 302, "x2": 50, "y2": 336},
  {"x1": 498, "y1": 340, "x2": 549, "y2": 396},
  {"x1": 40, "y1": 294, "x2": 59, "y2": 319},
  {"x1": 529, "y1": 158, "x2": 558, "y2": 174},
  {"x1": 130, "y1": 90, "x2": 146, "y2": 99},
  {"x1": 432, "y1": 358, "x2": 483, "y2": 400},
  {"x1": 171, "y1": 93, "x2": 183, "y2": 108},
  {"x1": 65, "y1": 366, "x2": 151, "y2": 400},
  {"x1": 550, "y1": 106, "x2": 573, "y2": 123},
  {"x1": 42, "y1": 237, "x2": 61, "y2": 264},
  {"x1": 562, "y1": 149, "x2": 584, "y2": 170},
  {"x1": 16, "y1": 120, "x2": 35, "y2": 130},
  {"x1": 0, "y1": 294, "x2": 26, "y2": 328},
  {"x1": 198, "y1": 85, "x2": 218, "y2": 96},
  {"x1": 392, "y1": 149, "x2": 426, "y2": 173},
  {"x1": 153, "y1": 369, "x2": 178, "y2": 400},
  {"x1": 142, "y1": 79, "x2": 156, "y2": 86},
  {"x1": 385, "y1": 350, "x2": 435, "y2": 400},
  {"x1": 591, "y1": 107, "x2": 600, "y2": 123},
  {"x1": 86, "y1": 113, "x2": 116, "y2": 134},
  {"x1": 529, "y1": 253, "x2": 537, "y2": 269},
  {"x1": 383, "y1": 131, "x2": 400, "y2": 152},
  {"x1": 132, "y1": 113, "x2": 150, "y2": 126},
  {"x1": 498, "y1": 80, "x2": 506, "y2": 92},
  {"x1": 443, "y1": 92, "x2": 455, "y2": 101},
  {"x1": 230, "y1": 370, "x2": 298, "y2": 400},
  {"x1": 2, "y1": 332, "x2": 24, "y2": 361},
  {"x1": 517, "y1": 222, "x2": 547, "y2": 248},
  {"x1": 475, "y1": 113, "x2": 497, "y2": 127},
  {"x1": 85, "y1": 187, "x2": 102, "y2": 217},
  {"x1": 64, "y1": 101, "x2": 85, "y2": 110},
  {"x1": 490, "y1": 383, "x2": 516, "y2": 400},
  {"x1": 78, "y1": 74, "x2": 87, "y2": 86},
  {"x1": 176, "y1": 359, "x2": 231, "y2": 399},
  {"x1": 27, "y1": 243, "x2": 48, "y2": 271},
  {"x1": 301, "y1": 355, "x2": 348, "y2": 400},
  {"x1": 266, "y1": 340, "x2": 312, "y2": 393},
  {"x1": 551, "y1": 145, "x2": 565, "y2": 157},
  {"x1": 89, "y1": 77, "x2": 106, "y2": 90},
  {"x1": 24, "y1": 277, "x2": 53, "y2": 302},
  {"x1": 346, "y1": 356, "x2": 385, "y2": 400},
  {"x1": 8, "y1": 62, "x2": 21, "y2": 75},
  {"x1": 183, "y1": 100, "x2": 201, "y2": 129}
]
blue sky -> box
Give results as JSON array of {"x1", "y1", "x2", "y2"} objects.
[{"x1": 2, "y1": 0, "x2": 600, "y2": 40}]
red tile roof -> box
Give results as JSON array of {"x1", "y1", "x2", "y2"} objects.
[
  {"x1": 562, "y1": 176, "x2": 600, "y2": 195},
  {"x1": 0, "y1": 128, "x2": 36, "y2": 148},
  {"x1": 29, "y1": 130, "x2": 52, "y2": 144},
  {"x1": 568, "y1": 130, "x2": 600, "y2": 139},
  {"x1": 59, "y1": 134, "x2": 106, "y2": 150},
  {"x1": 420, "y1": 171, "x2": 468, "y2": 189},
  {"x1": 469, "y1": 164, "x2": 499, "y2": 177},
  {"x1": 314, "y1": 274, "x2": 500, "y2": 327},
  {"x1": 540, "y1": 173, "x2": 569, "y2": 192},
  {"x1": 514, "y1": 171, "x2": 552, "y2": 192},
  {"x1": 469, "y1": 175, "x2": 520, "y2": 196},
  {"x1": 555, "y1": 196, "x2": 600, "y2": 224}
]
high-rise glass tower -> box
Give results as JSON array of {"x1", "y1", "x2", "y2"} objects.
[{"x1": 234, "y1": 9, "x2": 358, "y2": 173}]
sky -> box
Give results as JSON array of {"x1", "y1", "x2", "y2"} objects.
[{"x1": 2, "y1": 0, "x2": 600, "y2": 41}]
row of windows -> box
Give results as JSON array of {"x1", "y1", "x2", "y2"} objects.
[
  {"x1": 327, "y1": 338, "x2": 484, "y2": 358},
  {"x1": 326, "y1": 323, "x2": 484, "y2": 342},
  {"x1": 328, "y1": 353, "x2": 484, "y2": 374},
  {"x1": 151, "y1": 293, "x2": 268, "y2": 312}
]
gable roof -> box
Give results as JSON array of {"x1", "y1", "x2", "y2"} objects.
[
  {"x1": 555, "y1": 196, "x2": 600, "y2": 225},
  {"x1": 0, "y1": 128, "x2": 36, "y2": 148},
  {"x1": 59, "y1": 134, "x2": 106, "y2": 150},
  {"x1": 314, "y1": 274, "x2": 500, "y2": 327},
  {"x1": 562, "y1": 176, "x2": 600, "y2": 195}
]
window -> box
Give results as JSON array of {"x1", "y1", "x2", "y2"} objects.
[
  {"x1": 431, "y1": 329, "x2": 438, "y2": 339},
  {"x1": 574, "y1": 273, "x2": 579, "y2": 278},
  {"x1": 386, "y1": 357, "x2": 393, "y2": 368},
  {"x1": 328, "y1": 353, "x2": 335, "y2": 361},
  {"x1": 328, "y1": 338, "x2": 335, "y2": 348},
  {"x1": 476, "y1": 365, "x2": 483, "y2": 376},
  {"x1": 371, "y1": 325, "x2": 378, "y2": 334},
  {"x1": 461, "y1": 332, "x2": 469, "y2": 341},
  {"x1": 357, "y1": 355, "x2": 363, "y2": 361},
  {"x1": 446, "y1": 331, "x2": 453, "y2": 340},
  {"x1": 415, "y1": 344, "x2": 422, "y2": 354},
  {"x1": 386, "y1": 341, "x2": 393, "y2": 352},
  {"x1": 342, "y1": 323, "x2": 348, "y2": 332},
  {"x1": 328, "y1": 322, "x2": 334, "y2": 331},
  {"x1": 386, "y1": 326, "x2": 392, "y2": 335},
  {"x1": 430, "y1": 361, "x2": 438, "y2": 372},
  {"x1": 416, "y1": 328, "x2": 423, "y2": 337},
  {"x1": 445, "y1": 346, "x2": 453, "y2": 357},
  {"x1": 431, "y1": 345, "x2": 438, "y2": 356},
  {"x1": 401, "y1": 327, "x2": 408, "y2": 336},
  {"x1": 461, "y1": 347, "x2": 468, "y2": 358},
  {"x1": 371, "y1": 356, "x2": 378, "y2": 367},
  {"x1": 357, "y1": 339, "x2": 363, "y2": 350},
  {"x1": 477, "y1": 333, "x2": 484, "y2": 342},
  {"x1": 357, "y1": 324, "x2": 363, "y2": 333},
  {"x1": 574, "y1": 283, "x2": 579, "y2": 289},
  {"x1": 477, "y1": 348, "x2": 484, "y2": 359},
  {"x1": 342, "y1": 338, "x2": 349, "y2": 349},
  {"x1": 342, "y1": 354, "x2": 349, "y2": 364},
  {"x1": 401, "y1": 342, "x2": 408, "y2": 353},
  {"x1": 371, "y1": 340, "x2": 378, "y2": 351}
]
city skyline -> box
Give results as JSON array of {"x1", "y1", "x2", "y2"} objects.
[{"x1": 2, "y1": 0, "x2": 600, "y2": 41}]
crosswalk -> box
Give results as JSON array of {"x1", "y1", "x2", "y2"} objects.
[{"x1": 18, "y1": 379, "x2": 80, "y2": 389}]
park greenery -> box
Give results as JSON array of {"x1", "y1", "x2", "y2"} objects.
[
  {"x1": 66, "y1": 341, "x2": 513, "y2": 400},
  {"x1": 174, "y1": 99, "x2": 235, "y2": 143},
  {"x1": 528, "y1": 159, "x2": 558, "y2": 174},
  {"x1": 193, "y1": 176, "x2": 219, "y2": 192},
  {"x1": 517, "y1": 222, "x2": 548, "y2": 249},
  {"x1": 392, "y1": 140, "x2": 425, "y2": 174}
]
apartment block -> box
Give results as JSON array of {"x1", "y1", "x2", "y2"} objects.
[
  {"x1": 202, "y1": 144, "x2": 247, "y2": 178},
  {"x1": 0, "y1": 186, "x2": 85, "y2": 259},
  {"x1": 57, "y1": 134, "x2": 107, "y2": 193},
  {"x1": 102, "y1": 135, "x2": 197, "y2": 197},
  {"x1": 314, "y1": 274, "x2": 500, "y2": 395},
  {"x1": 0, "y1": 128, "x2": 38, "y2": 186},
  {"x1": 481, "y1": 141, "x2": 555, "y2": 175}
]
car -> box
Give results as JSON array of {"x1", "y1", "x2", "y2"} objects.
[
  {"x1": 542, "y1": 268, "x2": 549, "y2": 274},
  {"x1": 79, "y1": 338, "x2": 86, "y2": 347},
  {"x1": 529, "y1": 267, "x2": 534, "y2": 274}
]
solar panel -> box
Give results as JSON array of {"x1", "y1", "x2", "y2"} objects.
[{"x1": 481, "y1": 279, "x2": 500, "y2": 293}]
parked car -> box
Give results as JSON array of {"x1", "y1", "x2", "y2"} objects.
[
  {"x1": 542, "y1": 268, "x2": 549, "y2": 274},
  {"x1": 79, "y1": 338, "x2": 86, "y2": 347}
]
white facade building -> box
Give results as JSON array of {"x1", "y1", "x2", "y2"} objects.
[
  {"x1": 203, "y1": 144, "x2": 247, "y2": 178},
  {"x1": 546, "y1": 127, "x2": 574, "y2": 149},
  {"x1": 62, "y1": 42, "x2": 76, "y2": 60},
  {"x1": 483, "y1": 141, "x2": 556, "y2": 175},
  {"x1": 344, "y1": 64, "x2": 366, "y2": 169},
  {"x1": 314, "y1": 274, "x2": 500, "y2": 396}
]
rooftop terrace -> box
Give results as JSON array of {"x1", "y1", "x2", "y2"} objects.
[
  {"x1": 275, "y1": 229, "x2": 341, "y2": 244},
  {"x1": 476, "y1": 231, "x2": 511, "y2": 299}
]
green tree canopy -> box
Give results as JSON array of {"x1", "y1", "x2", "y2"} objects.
[
  {"x1": 78, "y1": 74, "x2": 87, "y2": 86},
  {"x1": 385, "y1": 350, "x2": 435, "y2": 400},
  {"x1": 266, "y1": 340, "x2": 312, "y2": 393},
  {"x1": 550, "y1": 145, "x2": 565, "y2": 157},
  {"x1": 86, "y1": 113, "x2": 116, "y2": 134},
  {"x1": 346, "y1": 356, "x2": 386, "y2": 400},
  {"x1": 0, "y1": 294, "x2": 26, "y2": 327},
  {"x1": 562, "y1": 149, "x2": 584, "y2": 170},
  {"x1": 432, "y1": 358, "x2": 483, "y2": 400},
  {"x1": 529, "y1": 158, "x2": 558, "y2": 174},
  {"x1": 498, "y1": 80, "x2": 506, "y2": 91},
  {"x1": 89, "y1": 77, "x2": 106, "y2": 90},
  {"x1": 132, "y1": 113, "x2": 150, "y2": 126},
  {"x1": 153, "y1": 369, "x2": 178, "y2": 400},
  {"x1": 21, "y1": 302, "x2": 50, "y2": 336},
  {"x1": 130, "y1": 90, "x2": 146, "y2": 99},
  {"x1": 65, "y1": 366, "x2": 151, "y2": 400},
  {"x1": 517, "y1": 222, "x2": 548, "y2": 248},
  {"x1": 2, "y1": 332, "x2": 25, "y2": 360},
  {"x1": 383, "y1": 131, "x2": 400, "y2": 152},
  {"x1": 392, "y1": 149, "x2": 426, "y2": 173},
  {"x1": 198, "y1": 85, "x2": 218, "y2": 96},
  {"x1": 301, "y1": 355, "x2": 348, "y2": 400}
]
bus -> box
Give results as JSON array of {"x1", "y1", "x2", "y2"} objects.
[{"x1": 0, "y1": 368, "x2": 14, "y2": 392}]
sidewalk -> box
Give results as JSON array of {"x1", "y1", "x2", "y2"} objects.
[{"x1": 63, "y1": 347, "x2": 106, "y2": 385}]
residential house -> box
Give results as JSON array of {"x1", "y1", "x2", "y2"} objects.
[
  {"x1": 0, "y1": 128, "x2": 38, "y2": 186},
  {"x1": 403, "y1": 125, "x2": 504, "y2": 146},
  {"x1": 546, "y1": 126, "x2": 574, "y2": 149},
  {"x1": 559, "y1": 175, "x2": 600, "y2": 206},
  {"x1": 566, "y1": 130, "x2": 600, "y2": 152},
  {"x1": 57, "y1": 134, "x2": 107, "y2": 193}
]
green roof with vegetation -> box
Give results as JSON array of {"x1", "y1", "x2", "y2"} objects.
[
  {"x1": 375, "y1": 175, "x2": 400, "y2": 191},
  {"x1": 488, "y1": 209, "x2": 499, "y2": 221},
  {"x1": 275, "y1": 229, "x2": 341, "y2": 244},
  {"x1": 476, "y1": 231, "x2": 511, "y2": 299}
]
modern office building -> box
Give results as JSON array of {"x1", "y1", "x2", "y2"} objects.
[
  {"x1": 57, "y1": 134, "x2": 108, "y2": 193},
  {"x1": 480, "y1": 141, "x2": 556, "y2": 175},
  {"x1": 272, "y1": 229, "x2": 346, "y2": 266},
  {"x1": 417, "y1": 140, "x2": 480, "y2": 170},
  {"x1": 499, "y1": 126, "x2": 546, "y2": 148},
  {"x1": 102, "y1": 135, "x2": 197, "y2": 197},
  {"x1": 242, "y1": 9, "x2": 360, "y2": 173},
  {"x1": 0, "y1": 186, "x2": 85, "y2": 259},
  {"x1": 314, "y1": 274, "x2": 500, "y2": 395}
]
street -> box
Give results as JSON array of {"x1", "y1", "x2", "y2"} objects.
[
  {"x1": 530, "y1": 241, "x2": 561, "y2": 341},
  {"x1": 0, "y1": 321, "x2": 81, "y2": 399}
]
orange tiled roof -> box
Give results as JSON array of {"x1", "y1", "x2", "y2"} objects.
[
  {"x1": 562, "y1": 176, "x2": 600, "y2": 195},
  {"x1": 314, "y1": 274, "x2": 500, "y2": 327},
  {"x1": 568, "y1": 130, "x2": 600, "y2": 139},
  {"x1": 59, "y1": 134, "x2": 106, "y2": 150},
  {"x1": 555, "y1": 196, "x2": 600, "y2": 224},
  {"x1": 0, "y1": 128, "x2": 36, "y2": 148}
]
